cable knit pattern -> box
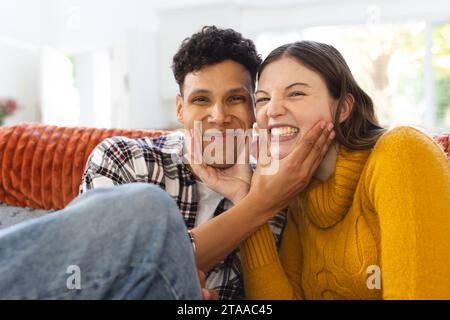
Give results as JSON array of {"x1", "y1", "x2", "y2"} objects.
[
  {"x1": 0, "y1": 123, "x2": 168, "y2": 210},
  {"x1": 298, "y1": 146, "x2": 378, "y2": 299},
  {"x1": 302, "y1": 148, "x2": 371, "y2": 228},
  {"x1": 241, "y1": 127, "x2": 450, "y2": 300}
]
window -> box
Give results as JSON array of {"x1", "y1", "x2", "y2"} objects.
[
  {"x1": 433, "y1": 23, "x2": 450, "y2": 129},
  {"x1": 40, "y1": 47, "x2": 80, "y2": 126},
  {"x1": 255, "y1": 21, "x2": 450, "y2": 132}
]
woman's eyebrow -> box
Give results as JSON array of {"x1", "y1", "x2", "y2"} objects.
[
  {"x1": 286, "y1": 82, "x2": 311, "y2": 90},
  {"x1": 255, "y1": 89, "x2": 269, "y2": 95},
  {"x1": 256, "y1": 82, "x2": 311, "y2": 95}
]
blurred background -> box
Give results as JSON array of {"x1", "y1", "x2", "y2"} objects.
[{"x1": 0, "y1": 0, "x2": 449, "y2": 132}]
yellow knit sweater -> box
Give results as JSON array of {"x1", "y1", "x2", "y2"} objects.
[{"x1": 241, "y1": 127, "x2": 450, "y2": 299}]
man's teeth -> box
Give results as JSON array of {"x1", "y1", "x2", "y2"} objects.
[{"x1": 270, "y1": 127, "x2": 299, "y2": 137}]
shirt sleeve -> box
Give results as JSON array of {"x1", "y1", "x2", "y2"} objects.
[{"x1": 79, "y1": 137, "x2": 144, "y2": 194}]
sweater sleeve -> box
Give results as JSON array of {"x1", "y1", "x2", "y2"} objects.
[
  {"x1": 240, "y1": 207, "x2": 304, "y2": 299},
  {"x1": 365, "y1": 127, "x2": 450, "y2": 299}
]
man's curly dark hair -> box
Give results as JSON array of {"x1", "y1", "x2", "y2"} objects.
[{"x1": 172, "y1": 26, "x2": 262, "y2": 94}]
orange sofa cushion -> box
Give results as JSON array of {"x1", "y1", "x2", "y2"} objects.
[
  {"x1": 434, "y1": 133, "x2": 450, "y2": 161},
  {"x1": 0, "y1": 123, "x2": 168, "y2": 210}
]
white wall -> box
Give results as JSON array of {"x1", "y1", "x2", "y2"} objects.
[
  {"x1": 127, "y1": 30, "x2": 162, "y2": 129},
  {"x1": 109, "y1": 44, "x2": 130, "y2": 129},
  {"x1": 0, "y1": 0, "x2": 42, "y2": 124},
  {"x1": 0, "y1": 0, "x2": 161, "y2": 129},
  {"x1": 40, "y1": 47, "x2": 80, "y2": 126},
  {"x1": 157, "y1": 0, "x2": 450, "y2": 129},
  {"x1": 0, "y1": 0, "x2": 43, "y2": 46},
  {"x1": 0, "y1": 41, "x2": 40, "y2": 125},
  {"x1": 1, "y1": 0, "x2": 450, "y2": 129},
  {"x1": 158, "y1": 2, "x2": 244, "y2": 128},
  {"x1": 40, "y1": 0, "x2": 162, "y2": 129},
  {"x1": 44, "y1": 0, "x2": 162, "y2": 129},
  {"x1": 75, "y1": 50, "x2": 113, "y2": 128},
  {"x1": 240, "y1": 0, "x2": 450, "y2": 34},
  {"x1": 40, "y1": 0, "x2": 159, "y2": 51}
]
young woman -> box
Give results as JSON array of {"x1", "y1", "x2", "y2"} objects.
[{"x1": 239, "y1": 41, "x2": 450, "y2": 299}]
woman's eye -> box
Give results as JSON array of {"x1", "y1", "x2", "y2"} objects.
[
  {"x1": 256, "y1": 97, "x2": 270, "y2": 104},
  {"x1": 289, "y1": 91, "x2": 305, "y2": 97}
]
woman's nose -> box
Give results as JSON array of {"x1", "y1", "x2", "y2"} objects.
[
  {"x1": 266, "y1": 98, "x2": 286, "y2": 118},
  {"x1": 208, "y1": 103, "x2": 231, "y2": 125}
]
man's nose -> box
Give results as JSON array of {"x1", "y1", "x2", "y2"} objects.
[{"x1": 208, "y1": 103, "x2": 231, "y2": 125}]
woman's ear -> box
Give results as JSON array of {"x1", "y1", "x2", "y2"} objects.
[
  {"x1": 339, "y1": 94, "x2": 355, "y2": 123},
  {"x1": 176, "y1": 94, "x2": 184, "y2": 123}
]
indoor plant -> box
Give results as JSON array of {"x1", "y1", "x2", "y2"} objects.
[{"x1": 0, "y1": 98, "x2": 18, "y2": 126}]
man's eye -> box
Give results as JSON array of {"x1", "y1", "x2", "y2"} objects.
[
  {"x1": 192, "y1": 97, "x2": 209, "y2": 103},
  {"x1": 228, "y1": 96, "x2": 245, "y2": 103}
]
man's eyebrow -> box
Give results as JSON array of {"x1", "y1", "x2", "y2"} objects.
[
  {"x1": 286, "y1": 82, "x2": 311, "y2": 90},
  {"x1": 227, "y1": 87, "x2": 250, "y2": 95},
  {"x1": 189, "y1": 89, "x2": 211, "y2": 96}
]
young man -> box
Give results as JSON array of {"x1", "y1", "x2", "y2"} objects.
[
  {"x1": 79, "y1": 26, "x2": 286, "y2": 300},
  {"x1": 0, "y1": 26, "x2": 332, "y2": 300}
]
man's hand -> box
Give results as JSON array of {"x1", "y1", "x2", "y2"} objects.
[
  {"x1": 186, "y1": 129, "x2": 253, "y2": 204},
  {"x1": 246, "y1": 120, "x2": 335, "y2": 219},
  {"x1": 188, "y1": 162, "x2": 252, "y2": 204},
  {"x1": 197, "y1": 269, "x2": 219, "y2": 300}
]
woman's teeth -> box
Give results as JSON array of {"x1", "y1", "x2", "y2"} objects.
[{"x1": 270, "y1": 127, "x2": 299, "y2": 137}]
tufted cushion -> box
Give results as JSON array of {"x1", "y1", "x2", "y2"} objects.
[
  {"x1": 0, "y1": 123, "x2": 169, "y2": 210},
  {"x1": 434, "y1": 133, "x2": 450, "y2": 161}
]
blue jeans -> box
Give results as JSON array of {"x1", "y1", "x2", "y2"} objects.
[{"x1": 0, "y1": 183, "x2": 202, "y2": 299}]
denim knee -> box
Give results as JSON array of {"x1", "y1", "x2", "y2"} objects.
[
  {"x1": 66, "y1": 183, "x2": 189, "y2": 267},
  {"x1": 66, "y1": 183, "x2": 185, "y2": 241},
  {"x1": 105, "y1": 183, "x2": 187, "y2": 241},
  {"x1": 102, "y1": 183, "x2": 190, "y2": 267}
]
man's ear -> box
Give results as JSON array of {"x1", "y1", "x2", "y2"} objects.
[
  {"x1": 176, "y1": 94, "x2": 184, "y2": 123},
  {"x1": 338, "y1": 94, "x2": 355, "y2": 123}
]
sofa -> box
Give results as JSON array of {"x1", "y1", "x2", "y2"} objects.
[
  {"x1": 0, "y1": 122, "x2": 449, "y2": 230},
  {"x1": 0, "y1": 123, "x2": 168, "y2": 229}
]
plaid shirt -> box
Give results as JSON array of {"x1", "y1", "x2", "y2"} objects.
[{"x1": 79, "y1": 131, "x2": 286, "y2": 300}]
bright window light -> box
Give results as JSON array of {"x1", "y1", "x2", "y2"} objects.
[{"x1": 255, "y1": 20, "x2": 450, "y2": 132}]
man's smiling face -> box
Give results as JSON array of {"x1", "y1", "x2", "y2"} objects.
[{"x1": 176, "y1": 59, "x2": 255, "y2": 168}]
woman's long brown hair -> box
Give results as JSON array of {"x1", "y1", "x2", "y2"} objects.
[{"x1": 258, "y1": 41, "x2": 386, "y2": 150}]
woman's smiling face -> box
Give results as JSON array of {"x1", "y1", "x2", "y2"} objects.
[{"x1": 255, "y1": 56, "x2": 337, "y2": 159}]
